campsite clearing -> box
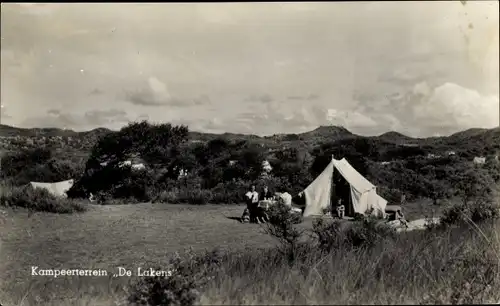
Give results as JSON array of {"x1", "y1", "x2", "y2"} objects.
[{"x1": 0, "y1": 199, "x2": 440, "y2": 305}]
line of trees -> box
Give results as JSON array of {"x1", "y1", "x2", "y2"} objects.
[{"x1": 2, "y1": 121, "x2": 499, "y2": 205}]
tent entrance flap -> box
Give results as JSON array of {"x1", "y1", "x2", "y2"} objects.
[{"x1": 302, "y1": 158, "x2": 335, "y2": 217}]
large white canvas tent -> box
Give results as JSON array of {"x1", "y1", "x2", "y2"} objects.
[
  {"x1": 30, "y1": 179, "x2": 74, "y2": 198},
  {"x1": 302, "y1": 157, "x2": 387, "y2": 218}
]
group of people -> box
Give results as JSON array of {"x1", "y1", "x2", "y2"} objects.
[
  {"x1": 241, "y1": 185, "x2": 274, "y2": 224},
  {"x1": 240, "y1": 185, "x2": 409, "y2": 228}
]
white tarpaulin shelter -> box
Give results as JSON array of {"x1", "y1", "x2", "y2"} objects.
[
  {"x1": 302, "y1": 157, "x2": 387, "y2": 218},
  {"x1": 275, "y1": 192, "x2": 293, "y2": 207},
  {"x1": 30, "y1": 179, "x2": 74, "y2": 198}
]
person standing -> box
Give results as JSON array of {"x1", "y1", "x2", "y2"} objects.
[
  {"x1": 400, "y1": 194, "x2": 406, "y2": 206},
  {"x1": 242, "y1": 185, "x2": 259, "y2": 223}
]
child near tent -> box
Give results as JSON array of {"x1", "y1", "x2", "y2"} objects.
[
  {"x1": 336, "y1": 199, "x2": 345, "y2": 219},
  {"x1": 397, "y1": 209, "x2": 409, "y2": 228},
  {"x1": 241, "y1": 208, "x2": 250, "y2": 223}
]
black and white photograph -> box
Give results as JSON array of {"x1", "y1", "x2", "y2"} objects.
[{"x1": 0, "y1": 2, "x2": 499, "y2": 305}]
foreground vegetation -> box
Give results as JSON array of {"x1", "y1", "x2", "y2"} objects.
[
  {"x1": 194, "y1": 221, "x2": 500, "y2": 305},
  {"x1": 129, "y1": 186, "x2": 500, "y2": 306},
  {"x1": 0, "y1": 184, "x2": 87, "y2": 214},
  {"x1": 1, "y1": 187, "x2": 498, "y2": 305}
]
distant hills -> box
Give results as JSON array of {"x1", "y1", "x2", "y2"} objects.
[
  {"x1": 1, "y1": 123, "x2": 499, "y2": 152},
  {"x1": 0, "y1": 124, "x2": 112, "y2": 138}
]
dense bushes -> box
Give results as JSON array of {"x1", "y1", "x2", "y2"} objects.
[
  {"x1": 128, "y1": 212, "x2": 500, "y2": 305},
  {"x1": 0, "y1": 184, "x2": 86, "y2": 213},
  {"x1": 1, "y1": 148, "x2": 84, "y2": 186},
  {"x1": 3, "y1": 120, "x2": 500, "y2": 206},
  {"x1": 311, "y1": 216, "x2": 397, "y2": 250},
  {"x1": 66, "y1": 121, "x2": 316, "y2": 204},
  {"x1": 441, "y1": 183, "x2": 500, "y2": 226},
  {"x1": 129, "y1": 249, "x2": 225, "y2": 306}
]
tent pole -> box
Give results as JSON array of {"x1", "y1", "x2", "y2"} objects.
[{"x1": 331, "y1": 154, "x2": 335, "y2": 212}]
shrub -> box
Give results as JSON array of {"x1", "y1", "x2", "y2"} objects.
[
  {"x1": 128, "y1": 220, "x2": 500, "y2": 305},
  {"x1": 441, "y1": 184, "x2": 500, "y2": 226},
  {"x1": 0, "y1": 184, "x2": 86, "y2": 213},
  {"x1": 2, "y1": 147, "x2": 83, "y2": 186},
  {"x1": 209, "y1": 187, "x2": 240, "y2": 204},
  {"x1": 111, "y1": 170, "x2": 156, "y2": 202},
  {"x1": 265, "y1": 203, "x2": 305, "y2": 263},
  {"x1": 311, "y1": 216, "x2": 397, "y2": 250},
  {"x1": 129, "y1": 248, "x2": 225, "y2": 306},
  {"x1": 253, "y1": 175, "x2": 290, "y2": 194},
  {"x1": 343, "y1": 217, "x2": 397, "y2": 248},
  {"x1": 377, "y1": 186, "x2": 404, "y2": 204},
  {"x1": 155, "y1": 188, "x2": 213, "y2": 205},
  {"x1": 209, "y1": 180, "x2": 247, "y2": 204},
  {"x1": 311, "y1": 218, "x2": 343, "y2": 251}
]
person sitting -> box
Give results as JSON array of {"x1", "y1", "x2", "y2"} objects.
[
  {"x1": 241, "y1": 208, "x2": 250, "y2": 223},
  {"x1": 262, "y1": 185, "x2": 273, "y2": 201},
  {"x1": 336, "y1": 199, "x2": 345, "y2": 219},
  {"x1": 254, "y1": 206, "x2": 269, "y2": 224},
  {"x1": 396, "y1": 209, "x2": 409, "y2": 228}
]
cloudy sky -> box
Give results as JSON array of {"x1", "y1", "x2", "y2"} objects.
[{"x1": 1, "y1": 2, "x2": 498, "y2": 137}]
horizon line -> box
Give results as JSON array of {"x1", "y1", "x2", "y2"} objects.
[{"x1": 1, "y1": 122, "x2": 497, "y2": 139}]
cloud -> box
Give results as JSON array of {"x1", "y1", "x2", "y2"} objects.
[
  {"x1": 245, "y1": 94, "x2": 274, "y2": 104},
  {"x1": 14, "y1": 3, "x2": 61, "y2": 15},
  {"x1": 22, "y1": 108, "x2": 131, "y2": 130},
  {"x1": 411, "y1": 82, "x2": 499, "y2": 134},
  {"x1": 287, "y1": 94, "x2": 320, "y2": 101},
  {"x1": 89, "y1": 88, "x2": 105, "y2": 96},
  {"x1": 124, "y1": 77, "x2": 171, "y2": 106},
  {"x1": 125, "y1": 77, "x2": 209, "y2": 107},
  {"x1": 1, "y1": 104, "x2": 12, "y2": 120},
  {"x1": 84, "y1": 109, "x2": 128, "y2": 126},
  {"x1": 326, "y1": 109, "x2": 378, "y2": 129},
  {"x1": 202, "y1": 117, "x2": 227, "y2": 131},
  {"x1": 135, "y1": 114, "x2": 150, "y2": 121},
  {"x1": 209, "y1": 81, "x2": 498, "y2": 137},
  {"x1": 223, "y1": 103, "x2": 328, "y2": 134},
  {"x1": 2, "y1": 3, "x2": 497, "y2": 137}
]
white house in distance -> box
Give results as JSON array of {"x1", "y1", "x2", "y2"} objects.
[
  {"x1": 118, "y1": 157, "x2": 146, "y2": 171},
  {"x1": 426, "y1": 153, "x2": 441, "y2": 159},
  {"x1": 473, "y1": 156, "x2": 486, "y2": 165},
  {"x1": 131, "y1": 163, "x2": 146, "y2": 171},
  {"x1": 262, "y1": 160, "x2": 273, "y2": 173},
  {"x1": 177, "y1": 168, "x2": 189, "y2": 179}
]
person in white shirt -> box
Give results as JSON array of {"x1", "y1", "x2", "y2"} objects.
[
  {"x1": 242, "y1": 185, "x2": 260, "y2": 223},
  {"x1": 336, "y1": 199, "x2": 345, "y2": 219}
]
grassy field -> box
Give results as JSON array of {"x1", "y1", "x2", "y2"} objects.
[
  {"x1": 0, "y1": 199, "x2": 484, "y2": 306},
  {"x1": 0, "y1": 203, "x2": 288, "y2": 305}
]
